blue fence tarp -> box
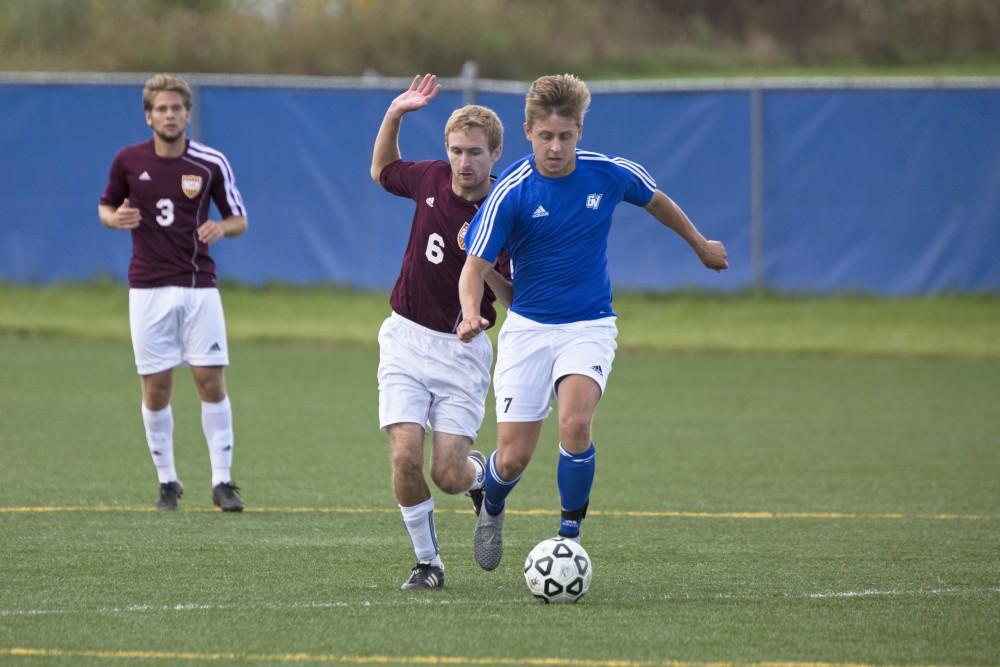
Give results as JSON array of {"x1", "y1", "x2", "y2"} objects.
[
  {"x1": 1, "y1": 79, "x2": 998, "y2": 294},
  {"x1": 763, "y1": 88, "x2": 1000, "y2": 294}
]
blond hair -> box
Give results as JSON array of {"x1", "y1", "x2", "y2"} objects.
[
  {"x1": 142, "y1": 74, "x2": 193, "y2": 112},
  {"x1": 524, "y1": 74, "x2": 591, "y2": 129},
  {"x1": 444, "y1": 104, "x2": 504, "y2": 153}
]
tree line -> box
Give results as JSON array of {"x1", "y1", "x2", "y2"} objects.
[{"x1": 2, "y1": 0, "x2": 998, "y2": 78}]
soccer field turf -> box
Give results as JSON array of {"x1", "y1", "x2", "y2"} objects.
[{"x1": 1, "y1": 336, "x2": 998, "y2": 666}]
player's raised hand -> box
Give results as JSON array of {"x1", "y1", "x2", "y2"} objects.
[
  {"x1": 698, "y1": 239, "x2": 729, "y2": 272},
  {"x1": 457, "y1": 315, "x2": 489, "y2": 343},
  {"x1": 390, "y1": 74, "x2": 441, "y2": 114},
  {"x1": 114, "y1": 198, "x2": 141, "y2": 229}
]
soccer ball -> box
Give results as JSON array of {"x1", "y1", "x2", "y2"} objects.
[{"x1": 523, "y1": 537, "x2": 592, "y2": 603}]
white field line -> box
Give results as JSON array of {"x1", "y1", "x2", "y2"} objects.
[
  {"x1": 0, "y1": 506, "x2": 993, "y2": 521},
  {"x1": 661, "y1": 587, "x2": 1000, "y2": 601},
  {"x1": 3, "y1": 587, "x2": 998, "y2": 619},
  {"x1": 799, "y1": 588, "x2": 1000, "y2": 599},
  {"x1": 0, "y1": 597, "x2": 528, "y2": 618}
]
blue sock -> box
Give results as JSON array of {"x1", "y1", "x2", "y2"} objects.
[
  {"x1": 557, "y1": 442, "x2": 595, "y2": 537},
  {"x1": 483, "y1": 450, "x2": 520, "y2": 516}
]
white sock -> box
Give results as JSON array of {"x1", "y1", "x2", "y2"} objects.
[
  {"x1": 467, "y1": 453, "x2": 486, "y2": 492},
  {"x1": 201, "y1": 396, "x2": 234, "y2": 486},
  {"x1": 141, "y1": 403, "x2": 177, "y2": 484},
  {"x1": 399, "y1": 497, "x2": 443, "y2": 568}
]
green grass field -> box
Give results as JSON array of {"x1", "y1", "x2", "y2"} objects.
[{"x1": 1, "y1": 285, "x2": 998, "y2": 666}]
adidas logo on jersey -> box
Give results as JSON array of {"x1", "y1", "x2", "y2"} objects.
[
  {"x1": 139, "y1": 171, "x2": 151, "y2": 181},
  {"x1": 426, "y1": 197, "x2": 435, "y2": 208},
  {"x1": 209, "y1": 342, "x2": 222, "y2": 352},
  {"x1": 591, "y1": 365, "x2": 604, "y2": 377},
  {"x1": 532, "y1": 205, "x2": 549, "y2": 218}
]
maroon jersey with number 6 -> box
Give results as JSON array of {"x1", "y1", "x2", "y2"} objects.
[
  {"x1": 380, "y1": 159, "x2": 509, "y2": 334},
  {"x1": 100, "y1": 139, "x2": 247, "y2": 288}
]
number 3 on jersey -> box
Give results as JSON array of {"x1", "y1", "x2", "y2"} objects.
[
  {"x1": 425, "y1": 232, "x2": 444, "y2": 264},
  {"x1": 155, "y1": 198, "x2": 175, "y2": 227}
]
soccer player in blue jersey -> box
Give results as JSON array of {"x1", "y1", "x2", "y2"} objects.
[
  {"x1": 457, "y1": 73, "x2": 728, "y2": 570},
  {"x1": 371, "y1": 74, "x2": 512, "y2": 589}
]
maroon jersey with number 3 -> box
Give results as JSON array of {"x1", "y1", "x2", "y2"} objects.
[
  {"x1": 380, "y1": 159, "x2": 509, "y2": 334},
  {"x1": 100, "y1": 139, "x2": 247, "y2": 288}
]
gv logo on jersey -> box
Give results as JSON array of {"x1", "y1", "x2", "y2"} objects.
[
  {"x1": 586, "y1": 193, "x2": 602, "y2": 209},
  {"x1": 457, "y1": 222, "x2": 469, "y2": 250},
  {"x1": 181, "y1": 175, "x2": 203, "y2": 199}
]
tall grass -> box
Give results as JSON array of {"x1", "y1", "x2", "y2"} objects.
[{"x1": 2, "y1": 0, "x2": 999, "y2": 78}]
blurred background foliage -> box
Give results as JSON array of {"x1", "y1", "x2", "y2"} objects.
[{"x1": 1, "y1": 0, "x2": 998, "y2": 79}]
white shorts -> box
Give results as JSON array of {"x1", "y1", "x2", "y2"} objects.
[
  {"x1": 493, "y1": 310, "x2": 618, "y2": 422},
  {"x1": 377, "y1": 312, "x2": 493, "y2": 439},
  {"x1": 129, "y1": 287, "x2": 229, "y2": 375}
]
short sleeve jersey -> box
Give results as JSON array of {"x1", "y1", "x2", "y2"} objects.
[
  {"x1": 465, "y1": 150, "x2": 656, "y2": 324},
  {"x1": 100, "y1": 139, "x2": 247, "y2": 288},
  {"x1": 380, "y1": 159, "x2": 509, "y2": 333}
]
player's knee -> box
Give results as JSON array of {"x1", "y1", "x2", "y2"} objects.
[
  {"x1": 494, "y1": 450, "x2": 529, "y2": 482},
  {"x1": 143, "y1": 393, "x2": 170, "y2": 411},
  {"x1": 558, "y1": 413, "x2": 592, "y2": 449},
  {"x1": 142, "y1": 383, "x2": 171, "y2": 410},
  {"x1": 392, "y1": 458, "x2": 424, "y2": 484},
  {"x1": 390, "y1": 447, "x2": 424, "y2": 479},
  {"x1": 429, "y1": 463, "x2": 465, "y2": 494},
  {"x1": 198, "y1": 382, "x2": 225, "y2": 403}
]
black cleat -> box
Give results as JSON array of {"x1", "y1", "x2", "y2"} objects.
[
  {"x1": 467, "y1": 450, "x2": 486, "y2": 516},
  {"x1": 401, "y1": 562, "x2": 445, "y2": 590},
  {"x1": 212, "y1": 482, "x2": 244, "y2": 512},
  {"x1": 156, "y1": 481, "x2": 183, "y2": 511}
]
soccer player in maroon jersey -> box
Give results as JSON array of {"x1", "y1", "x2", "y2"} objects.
[
  {"x1": 98, "y1": 74, "x2": 248, "y2": 512},
  {"x1": 371, "y1": 74, "x2": 512, "y2": 589}
]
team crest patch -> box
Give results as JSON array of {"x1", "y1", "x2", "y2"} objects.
[
  {"x1": 457, "y1": 222, "x2": 469, "y2": 250},
  {"x1": 181, "y1": 174, "x2": 203, "y2": 199}
]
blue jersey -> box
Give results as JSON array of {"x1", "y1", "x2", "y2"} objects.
[{"x1": 466, "y1": 150, "x2": 656, "y2": 324}]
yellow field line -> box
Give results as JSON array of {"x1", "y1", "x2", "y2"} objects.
[
  {"x1": 0, "y1": 506, "x2": 992, "y2": 521},
  {"x1": 0, "y1": 647, "x2": 964, "y2": 667}
]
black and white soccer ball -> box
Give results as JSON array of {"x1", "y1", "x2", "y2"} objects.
[{"x1": 523, "y1": 537, "x2": 592, "y2": 603}]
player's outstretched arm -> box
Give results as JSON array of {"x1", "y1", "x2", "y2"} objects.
[
  {"x1": 457, "y1": 254, "x2": 492, "y2": 342},
  {"x1": 370, "y1": 73, "x2": 441, "y2": 183},
  {"x1": 644, "y1": 190, "x2": 728, "y2": 271},
  {"x1": 98, "y1": 199, "x2": 140, "y2": 230}
]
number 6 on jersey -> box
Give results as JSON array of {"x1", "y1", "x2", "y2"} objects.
[{"x1": 425, "y1": 232, "x2": 444, "y2": 264}]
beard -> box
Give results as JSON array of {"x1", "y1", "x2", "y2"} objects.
[{"x1": 153, "y1": 127, "x2": 185, "y2": 144}]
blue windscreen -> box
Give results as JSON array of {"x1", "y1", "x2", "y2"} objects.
[{"x1": 1, "y1": 82, "x2": 997, "y2": 294}]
